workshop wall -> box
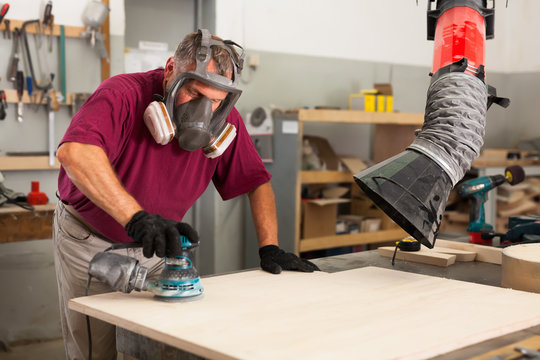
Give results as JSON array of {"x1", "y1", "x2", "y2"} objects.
[{"x1": 216, "y1": 0, "x2": 540, "y2": 74}]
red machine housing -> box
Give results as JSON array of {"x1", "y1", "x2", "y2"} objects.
[{"x1": 431, "y1": 6, "x2": 486, "y2": 76}]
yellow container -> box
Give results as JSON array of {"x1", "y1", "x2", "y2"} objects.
[
  {"x1": 386, "y1": 95, "x2": 393, "y2": 112},
  {"x1": 364, "y1": 94, "x2": 376, "y2": 112}
]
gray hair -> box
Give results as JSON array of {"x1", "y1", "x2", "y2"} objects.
[{"x1": 174, "y1": 32, "x2": 234, "y2": 77}]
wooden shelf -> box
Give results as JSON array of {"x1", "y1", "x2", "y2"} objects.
[
  {"x1": 298, "y1": 109, "x2": 424, "y2": 125},
  {"x1": 301, "y1": 171, "x2": 354, "y2": 184},
  {"x1": 299, "y1": 228, "x2": 407, "y2": 252},
  {"x1": 294, "y1": 109, "x2": 423, "y2": 254},
  {"x1": 0, "y1": 19, "x2": 85, "y2": 38},
  {"x1": 0, "y1": 156, "x2": 60, "y2": 170},
  {"x1": 3, "y1": 89, "x2": 73, "y2": 106}
]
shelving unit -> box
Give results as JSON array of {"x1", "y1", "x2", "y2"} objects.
[
  {"x1": 295, "y1": 109, "x2": 424, "y2": 253},
  {"x1": 0, "y1": 156, "x2": 60, "y2": 170}
]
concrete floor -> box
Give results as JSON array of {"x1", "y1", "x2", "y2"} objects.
[
  {"x1": 0, "y1": 339, "x2": 134, "y2": 360},
  {"x1": 0, "y1": 339, "x2": 66, "y2": 360}
]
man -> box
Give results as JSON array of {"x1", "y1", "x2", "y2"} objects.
[{"x1": 53, "y1": 29, "x2": 319, "y2": 359}]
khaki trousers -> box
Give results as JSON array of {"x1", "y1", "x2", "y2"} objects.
[{"x1": 53, "y1": 202, "x2": 164, "y2": 360}]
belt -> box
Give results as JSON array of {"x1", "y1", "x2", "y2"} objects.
[{"x1": 62, "y1": 202, "x2": 106, "y2": 239}]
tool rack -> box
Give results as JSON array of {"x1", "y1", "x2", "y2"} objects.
[{"x1": 0, "y1": 2, "x2": 110, "y2": 171}]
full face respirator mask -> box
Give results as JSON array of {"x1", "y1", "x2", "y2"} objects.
[{"x1": 144, "y1": 29, "x2": 244, "y2": 158}]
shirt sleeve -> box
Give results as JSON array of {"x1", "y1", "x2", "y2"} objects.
[
  {"x1": 212, "y1": 108, "x2": 272, "y2": 200},
  {"x1": 59, "y1": 87, "x2": 132, "y2": 163}
]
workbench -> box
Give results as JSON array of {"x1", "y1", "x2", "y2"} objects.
[
  {"x1": 69, "y1": 239, "x2": 540, "y2": 360},
  {"x1": 0, "y1": 203, "x2": 56, "y2": 243}
]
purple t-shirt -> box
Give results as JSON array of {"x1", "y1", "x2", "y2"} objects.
[{"x1": 58, "y1": 68, "x2": 271, "y2": 243}]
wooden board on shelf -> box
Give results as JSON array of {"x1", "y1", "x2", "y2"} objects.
[
  {"x1": 70, "y1": 266, "x2": 540, "y2": 360},
  {"x1": 0, "y1": 19, "x2": 85, "y2": 38},
  {"x1": 0, "y1": 156, "x2": 61, "y2": 170},
  {"x1": 300, "y1": 170, "x2": 354, "y2": 184},
  {"x1": 298, "y1": 109, "x2": 424, "y2": 125},
  {"x1": 4, "y1": 89, "x2": 73, "y2": 106}
]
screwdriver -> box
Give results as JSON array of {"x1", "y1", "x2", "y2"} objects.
[
  {"x1": 0, "y1": 3, "x2": 9, "y2": 26},
  {"x1": 16, "y1": 70, "x2": 24, "y2": 122}
]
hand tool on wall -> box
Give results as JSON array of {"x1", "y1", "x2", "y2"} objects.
[
  {"x1": 59, "y1": 25, "x2": 66, "y2": 102},
  {"x1": 456, "y1": 165, "x2": 525, "y2": 245},
  {"x1": 2, "y1": 19, "x2": 10, "y2": 39},
  {"x1": 0, "y1": 3, "x2": 9, "y2": 26},
  {"x1": 88, "y1": 236, "x2": 204, "y2": 301},
  {"x1": 42, "y1": 1, "x2": 54, "y2": 52},
  {"x1": 7, "y1": 27, "x2": 20, "y2": 82},
  {"x1": 0, "y1": 90, "x2": 7, "y2": 120},
  {"x1": 20, "y1": 19, "x2": 53, "y2": 93},
  {"x1": 15, "y1": 70, "x2": 24, "y2": 122},
  {"x1": 46, "y1": 91, "x2": 59, "y2": 166},
  {"x1": 354, "y1": 0, "x2": 510, "y2": 249},
  {"x1": 81, "y1": 0, "x2": 110, "y2": 62}
]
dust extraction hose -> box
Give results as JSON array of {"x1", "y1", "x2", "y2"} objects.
[
  {"x1": 353, "y1": 1, "x2": 504, "y2": 248},
  {"x1": 409, "y1": 71, "x2": 487, "y2": 186}
]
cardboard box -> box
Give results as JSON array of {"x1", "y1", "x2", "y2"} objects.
[
  {"x1": 337, "y1": 214, "x2": 364, "y2": 234},
  {"x1": 373, "y1": 124, "x2": 418, "y2": 163},
  {"x1": 374, "y1": 83, "x2": 393, "y2": 112},
  {"x1": 362, "y1": 217, "x2": 382, "y2": 232},
  {"x1": 302, "y1": 198, "x2": 351, "y2": 239},
  {"x1": 348, "y1": 94, "x2": 365, "y2": 110},
  {"x1": 303, "y1": 135, "x2": 340, "y2": 170}
]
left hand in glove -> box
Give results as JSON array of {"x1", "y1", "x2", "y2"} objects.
[{"x1": 259, "y1": 245, "x2": 320, "y2": 274}]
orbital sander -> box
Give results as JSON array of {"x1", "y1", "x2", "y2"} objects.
[{"x1": 88, "y1": 235, "x2": 204, "y2": 301}]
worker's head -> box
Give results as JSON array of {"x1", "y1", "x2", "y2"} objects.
[{"x1": 160, "y1": 29, "x2": 244, "y2": 154}]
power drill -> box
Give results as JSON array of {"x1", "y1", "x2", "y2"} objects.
[{"x1": 456, "y1": 165, "x2": 525, "y2": 245}]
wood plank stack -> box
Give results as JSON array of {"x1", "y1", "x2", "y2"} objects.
[{"x1": 378, "y1": 239, "x2": 503, "y2": 267}]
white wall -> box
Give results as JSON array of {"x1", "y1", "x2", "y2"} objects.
[
  {"x1": 216, "y1": 0, "x2": 540, "y2": 74},
  {"x1": 7, "y1": 0, "x2": 125, "y2": 36}
]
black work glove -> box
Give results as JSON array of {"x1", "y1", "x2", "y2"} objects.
[
  {"x1": 125, "y1": 210, "x2": 199, "y2": 258},
  {"x1": 259, "y1": 245, "x2": 320, "y2": 274}
]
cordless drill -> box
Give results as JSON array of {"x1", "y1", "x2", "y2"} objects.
[{"x1": 456, "y1": 165, "x2": 525, "y2": 245}]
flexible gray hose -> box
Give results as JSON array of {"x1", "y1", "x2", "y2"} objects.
[{"x1": 408, "y1": 72, "x2": 488, "y2": 185}]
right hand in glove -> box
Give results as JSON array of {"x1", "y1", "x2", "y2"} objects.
[{"x1": 124, "y1": 210, "x2": 199, "y2": 258}]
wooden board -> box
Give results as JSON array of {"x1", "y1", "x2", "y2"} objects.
[
  {"x1": 69, "y1": 267, "x2": 540, "y2": 360},
  {"x1": 431, "y1": 246, "x2": 477, "y2": 262},
  {"x1": 378, "y1": 246, "x2": 456, "y2": 267},
  {"x1": 435, "y1": 239, "x2": 503, "y2": 264}
]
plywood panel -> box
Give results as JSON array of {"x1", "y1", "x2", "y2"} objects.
[{"x1": 70, "y1": 267, "x2": 540, "y2": 360}]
